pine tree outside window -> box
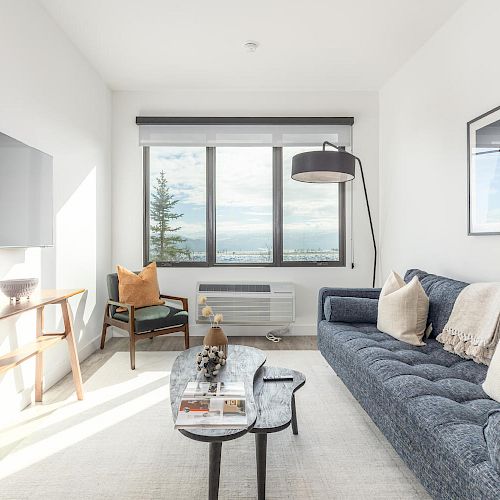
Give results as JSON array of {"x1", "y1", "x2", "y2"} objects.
[
  {"x1": 146, "y1": 147, "x2": 207, "y2": 264},
  {"x1": 150, "y1": 170, "x2": 191, "y2": 261}
]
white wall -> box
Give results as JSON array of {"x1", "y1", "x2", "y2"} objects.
[
  {"x1": 0, "y1": 0, "x2": 111, "y2": 420},
  {"x1": 379, "y1": 0, "x2": 500, "y2": 283},
  {"x1": 112, "y1": 90, "x2": 379, "y2": 335}
]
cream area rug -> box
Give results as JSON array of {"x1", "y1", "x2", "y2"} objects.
[{"x1": 0, "y1": 351, "x2": 429, "y2": 500}]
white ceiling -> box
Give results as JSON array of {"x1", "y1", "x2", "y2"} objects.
[{"x1": 39, "y1": 0, "x2": 465, "y2": 92}]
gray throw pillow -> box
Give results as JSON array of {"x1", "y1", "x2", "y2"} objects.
[{"x1": 324, "y1": 296, "x2": 378, "y2": 324}]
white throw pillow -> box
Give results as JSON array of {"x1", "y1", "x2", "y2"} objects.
[
  {"x1": 377, "y1": 271, "x2": 429, "y2": 346},
  {"x1": 483, "y1": 346, "x2": 500, "y2": 402}
]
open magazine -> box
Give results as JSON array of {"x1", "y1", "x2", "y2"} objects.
[{"x1": 175, "y1": 381, "x2": 247, "y2": 429}]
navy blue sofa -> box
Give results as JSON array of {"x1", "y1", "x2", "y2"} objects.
[{"x1": 317, "y1": 269, "x2": 500, "y2": 500}]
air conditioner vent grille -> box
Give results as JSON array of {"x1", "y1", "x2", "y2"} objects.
[
  {"x1": 196, "y1": 282, "x2": 294, "y2": 325},
  {"x1": 199, "y1": 284, "x2": 271, "y2": 293}
]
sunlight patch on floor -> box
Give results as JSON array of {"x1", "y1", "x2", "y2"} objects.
[{"x1": 0, "y1": 352, "x2": 177, "y2": 479}]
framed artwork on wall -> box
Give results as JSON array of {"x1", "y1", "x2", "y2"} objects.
[{"x1": 468, "y1": 105, "x2": 500, "y2": 235}]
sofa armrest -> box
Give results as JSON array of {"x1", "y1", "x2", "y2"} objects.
[
  {"x1": 318, "y1": 287, "x2": 381, "y2": 323},
  {"x1": 483, "y1": 409, "x2": 500, "y2": 473}
]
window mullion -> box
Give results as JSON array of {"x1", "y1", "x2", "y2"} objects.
[
  {"x1": 273, "y1": 147, "x2": 283, "y2": 266},
  {"x1": 338, "y1": 182, "x2": 347, "y2": 267},
  {"x1": 206, "y1": 147, "x2": 216, "y2": 266},
  {"x1": 143, "y1": 146, "x2": 151, "y2": 267}
]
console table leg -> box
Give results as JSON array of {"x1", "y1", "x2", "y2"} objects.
[
  {"x1": 291, "y1": 394, "x2": 299, "y2": 435},
  {"x1": 255, "y1": 433, "x2": 267, "y2": 500},
  {"x1": 35, "y1": 307, "x2": 44, "y2": 402},
  {"x1": 208, "y1": 441, "x2": 222, "y2": 500},
  {"x1": 61, "y1": 299, "x2": 84, "y2": 400}
]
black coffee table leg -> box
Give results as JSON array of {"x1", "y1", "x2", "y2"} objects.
[
  {"x1": 291, "y1": 394, "x2": 299, "y2": 435},
  {"x1": 209, "y1": 441, "x2": 222, "y2": 500},
  {"x1": 255, "y1": 433, "x2": 267, "y2": 500}
]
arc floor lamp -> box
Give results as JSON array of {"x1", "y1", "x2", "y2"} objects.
[{"x1": 291, "y1": 141, "x2": 377, "y2": 287}]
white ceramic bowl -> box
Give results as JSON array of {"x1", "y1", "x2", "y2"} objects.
[{"x1": 0, "y1": 278, "x2": 39, "y2": 301}]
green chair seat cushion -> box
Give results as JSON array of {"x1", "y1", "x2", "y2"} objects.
[{"x1": 113, "y1": 305, "x2": 188, "y2": 333}]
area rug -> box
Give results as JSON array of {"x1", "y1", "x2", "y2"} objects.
[{"x1": 0, "y1": 350, "x2": 429, "y2": 499}]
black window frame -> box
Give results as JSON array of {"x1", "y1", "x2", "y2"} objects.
[{"x1": 141, "y1": 117, "x2": 351, "y2": 268}]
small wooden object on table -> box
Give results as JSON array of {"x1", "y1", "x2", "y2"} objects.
[{"x1": 0, "y1": 289, "x2": 85, "y2": 402}]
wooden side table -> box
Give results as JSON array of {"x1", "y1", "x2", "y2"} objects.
[{"x1": 0, "y1": 289, "x2": 86, "y2": 402}]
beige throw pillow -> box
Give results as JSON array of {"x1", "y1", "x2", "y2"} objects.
[
  {"x1": 483, "y1": 346, "x2": 500, "y2": 402},
  {"x1": 377, "y1": 271, "x2": 429, "y2": 346},
  {"x1": 116, "y1": 262, "x2": 164, "y2": 312}
]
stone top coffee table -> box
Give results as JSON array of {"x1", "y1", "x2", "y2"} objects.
[{"x1": 170, "y1": 345, "x2": 306, "y2": 500}]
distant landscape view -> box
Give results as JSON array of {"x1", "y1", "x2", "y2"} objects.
[{"x1": 148, "y1": 146, "x2": 340, "y2": 264}]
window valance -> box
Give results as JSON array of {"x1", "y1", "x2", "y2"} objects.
[{"x1": 136, "y1": 117, "x2": 353, "y2": 148}]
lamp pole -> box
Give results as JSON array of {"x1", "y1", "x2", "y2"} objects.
[{"x1": 322, "y1": 142, "x2": 377, "y2": 288}]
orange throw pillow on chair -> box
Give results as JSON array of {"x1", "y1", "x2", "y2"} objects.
[{"x1": 116, "y1": 262, "x2": 164, "y2": 312}]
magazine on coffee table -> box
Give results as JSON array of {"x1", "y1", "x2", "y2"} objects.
[{"x1": 175, "y1": 381, "x2": 247, "y2": 429}]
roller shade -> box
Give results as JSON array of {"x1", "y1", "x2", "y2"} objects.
[{"x1": 137, "y1": 118, "x2": 353, "y2": 148}]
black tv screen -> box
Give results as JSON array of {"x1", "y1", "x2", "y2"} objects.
[{"x1": 0, "y1": 132, "x2": 53, "y2": 247}]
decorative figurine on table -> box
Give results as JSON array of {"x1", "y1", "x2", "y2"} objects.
[{"x1": 195, "y1": 345, "x2": 226, "y2": 378}]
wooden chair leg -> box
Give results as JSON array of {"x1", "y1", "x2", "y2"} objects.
[
  {"x1": 184, "y1": 322, "x2": 190, "y2": 350},
  {"x1": 100, "y1": 317, "x2": 108, "y2": 350},
  {"x1": 130, "y1": 333, "x2": 136, "y2": 370},
  {"x1": 128, "y1": 308, "x2": 136, "y2": 370},
  {"x1": 100, "y1": 302, "x2": 112, "y2": 350}
]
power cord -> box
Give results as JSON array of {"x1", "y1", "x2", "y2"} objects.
[{"x1": 266, "y1": 325, "x2": 290, "y2": 343}]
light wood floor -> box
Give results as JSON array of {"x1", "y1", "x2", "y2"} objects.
[{"x1": 47, "y1": 335, "x2": 317, "y2": 402}]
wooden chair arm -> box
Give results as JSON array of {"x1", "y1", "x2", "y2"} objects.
[
  {"x1": 107, "y1": 300, "x2": 135, "y2": 317},
  {"x1": 160, "y1": 294, "x2": 188, "y2": 311}
]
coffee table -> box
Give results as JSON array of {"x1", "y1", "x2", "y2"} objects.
[{"x1": 170, "y1": 345, "x2": 306, "y2": 500}]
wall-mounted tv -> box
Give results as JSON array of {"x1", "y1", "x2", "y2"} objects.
[{"x1": 0, "y1": 132, "x2": 53, "y2": 247}]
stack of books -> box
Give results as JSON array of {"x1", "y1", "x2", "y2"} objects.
[{"x1": 175, "y1": 381, "x2": 247, "y2": 429}]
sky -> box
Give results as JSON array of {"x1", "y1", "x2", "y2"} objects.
[{"x1": 149, "y1": 146, "x2": 340, "y2": 251}]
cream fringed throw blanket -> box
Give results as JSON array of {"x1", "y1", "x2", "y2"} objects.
[{"x1": 436, "y1": 283, "x2": 500, "y2": 365}]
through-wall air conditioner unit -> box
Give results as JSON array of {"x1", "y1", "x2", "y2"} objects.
[{"x1": 196, "y1": 282, "x2": 295, "y2": 326}]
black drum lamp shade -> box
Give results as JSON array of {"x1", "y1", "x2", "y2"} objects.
[
  {"x1": 292, "y1": 149, "x2": 355, "y2": 183},
  {"x1": 291, "y1": 141, "x2": 377, "y2": 287}
]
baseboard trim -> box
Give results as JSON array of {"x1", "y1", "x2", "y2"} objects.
[{"x1": 111, "y1": 324, "x2": 316, "y2": 337}]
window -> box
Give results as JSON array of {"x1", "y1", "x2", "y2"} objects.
[
  {"x1": 215, "y1": 148, "x2": 273, "y2": 264},
  {"x1": 141, "y1": 118, "x2": 350, "y2": 267},
  {"x1": 146, "y1": 147, "x2": 207, "y2": 263},
  {"x1": 282, "y1": 147, "x2": 342, "y2": 263}
]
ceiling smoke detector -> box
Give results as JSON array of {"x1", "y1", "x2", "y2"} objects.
[{"x1": 244, "y1": 41, "x2": 259, "y2": 53}]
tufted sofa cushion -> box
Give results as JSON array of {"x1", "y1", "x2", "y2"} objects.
[
  {"x1": 484, "y1": 410, "x2": 500, "y2": 473},
  {"x1": 318, "y1": 319, "x2": 500, "y2": 499},
  {"x1": 404, "y1": 269, "x2": 468, "y2": 338}
]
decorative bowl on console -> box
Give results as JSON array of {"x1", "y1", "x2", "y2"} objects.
[{"x1": 0, "y1": 278, "x2": 39, "y2": 302}]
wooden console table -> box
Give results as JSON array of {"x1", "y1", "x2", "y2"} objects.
[{"x1": 0, "y1": 289, "x2": 85, "y2": 402}]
